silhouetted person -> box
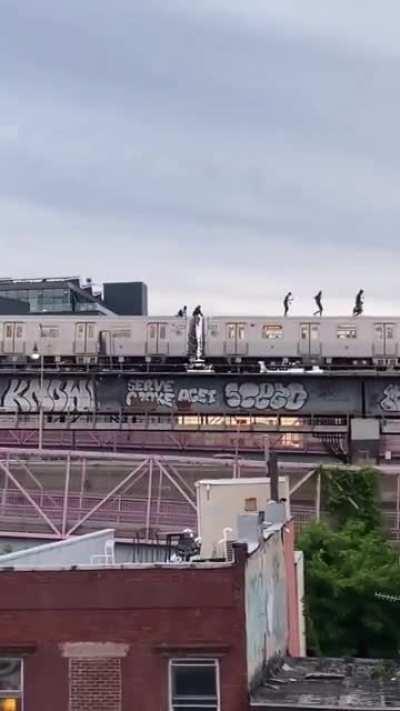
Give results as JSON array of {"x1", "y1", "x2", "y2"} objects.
[
  {"x1": 193, "y1": 305, "x2": 203, "y2": 317},
  {"x1": 177, "y1": 309, "x2": 184, "y2": 317},
  {"x1": 313, "y1": 291, "x2": 323, "y2": 316},
  {"x1": 283, "y1": 292, "x2": 293, "y2": 316},
  {"x1": 353, "y1": 289, "x2": 364, "y2": 316},
  {"x1": 182, "y1": 305, "x2": 187, "y2": 317}
]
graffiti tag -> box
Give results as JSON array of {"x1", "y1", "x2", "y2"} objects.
[
  {"x1": 224, "y1": 382, "x2": 308, "y2": 411},
  {"x1": 379, "y1": 384, "x2": 400, "y2": 412},
  {"x1": 0, "y1": 378, "x2": 95, "y2": 413},
  {"x1": 126, "y1": 379, "x2": 217, "y2": 409}
]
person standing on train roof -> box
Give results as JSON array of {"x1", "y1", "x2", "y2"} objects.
[
  {"x1": 353, "y1": 289, "x2": 364, "y2": 316},
  {"x1": 193, "y1": 305, "x2": 203, "y2": 317},
  {"x1": 313, "y1": 291, "x2": 323, "y2": 316},
  {"x1": 283, "y1": 292, "x2": 293, "y2": 316}
]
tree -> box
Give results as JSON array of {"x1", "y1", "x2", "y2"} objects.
[{"x1": 299, "y1": 467, "x2": 400, "y2": 657}]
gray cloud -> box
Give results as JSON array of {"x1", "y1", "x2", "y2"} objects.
[{"x1": 1, "y1": 0, "x2": 400, "y2": 315}]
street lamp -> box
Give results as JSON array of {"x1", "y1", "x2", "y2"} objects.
[{"x1": 30, "y1": 342, "x2": 44, "y2": 451}]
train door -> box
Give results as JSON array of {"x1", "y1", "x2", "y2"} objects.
[
  {"x1": 299, "y1": 322, "x2": 320, "y2": 357},
  {"x1": 225, "y1": 322, "x2": 247, "y2": 355},
  {"x1": 146, "y1": 322, "x2": 169, "y2": 355},
  {"x1": 3, "y1": 322, "x2": 25, "y2": 354},
  {"x1": 99, "y1": 330, "x2": 111, "y2": 356},
  {"x1": 74, "y1": 322, "x2": 97, "y2": 355},
  {"x1": 374, "y1": 323, "x2": 396, "y2": 357}
]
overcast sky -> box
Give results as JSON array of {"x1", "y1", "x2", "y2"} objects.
[{"x1": 1, "y1": 0, "x2": 400, "y2": 315}]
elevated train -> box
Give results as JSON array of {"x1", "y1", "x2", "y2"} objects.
[{"x1": 0, "y1": 314, "x2": 398, "y2": 371}]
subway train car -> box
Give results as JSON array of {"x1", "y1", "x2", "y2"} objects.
[
  {"x1": 205, "y1": 316, "x2": 397, "y2": 369},
  {"x1": 0, "y1": 315, "x2": 397, "y2": 370}
]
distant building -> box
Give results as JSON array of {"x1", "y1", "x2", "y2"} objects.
[
  {"x1": 103, "y1": 281, "x2": 148, "y2": 316},
  {"x1": 0, "y1": 277, "x2": 148, "y2": 316}
]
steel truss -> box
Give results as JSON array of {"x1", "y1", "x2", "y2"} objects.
[{"x1": 0, "y1": 450, "x2": 399, "y2": 543}]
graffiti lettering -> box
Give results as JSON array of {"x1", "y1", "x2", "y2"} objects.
[
  {"x1": 127, "y1": 379, "x2": 175, "y2": 408},
  {"x1": 224, "y1": 382, "x2": 308, "y2": 411},
  {"x1": 177, "y1": 387, "x2": 216, "y2": 406},
  {"x1": 126, "y1": 379, "x2": 217, "y2": 409},
  {"x1": 379, "y1": 384, "x2": 400, "y2": 412},
  {"x1": 0, "y1": 378, "x2": 94, "y2": 413}
]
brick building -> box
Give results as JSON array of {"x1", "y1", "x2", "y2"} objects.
[{"x1": 0, "y1": 484, "x2": 303, "y2": 711}]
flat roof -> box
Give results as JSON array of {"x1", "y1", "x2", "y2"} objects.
[{"x1": 251, "y1": 657, "x2": 400, "y2": 710}]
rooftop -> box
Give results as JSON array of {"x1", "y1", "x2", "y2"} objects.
[{"x1": 251, "y1": 657, "x2": 400, "y2": 710}]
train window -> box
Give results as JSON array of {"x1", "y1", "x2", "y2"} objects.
[
  {"x1": 149, "y1": 324, "x2": 156, "y2": 339},
  {"x1": 310, "y1": 325, "x2": 319, "y2": 341},
  {"x1": 337, "y1": 326, "x2": 357, "y2": 339},
  {"x1": 262, "y1": 325, "x2": 283, "y2": 339},
  {"x1": 238, "y1": 325, "x2": 245, "y2": 340},
  {"x1": 15, "y1": 326, "x2": 23, "y2": 339},
  {"x1": 87, "y1": 325, "x2": 95, "y2": 339},
  {"x1": 387, "y1": 326, "x2": 395, "y2": 339},
  {"x1": 5, "y1": 325, "x2": 12, "y2": 338},
  {"x1": 227, "y1": 325, "x2": 236, "y2": 340},
  {"x1": 159, "y1": 325, "x2": 167, "y2": 340},
  {"x1": 41, "y1": 327, "x2": 59, "y2": 338},
  {"x1": 112, "y1": 329, "x2": 131, "y2": 338},
  {"x1": 300, "y1": 325, "x2": 308, "y2": 340}
]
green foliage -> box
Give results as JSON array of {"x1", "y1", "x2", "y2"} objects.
[
  {"x1": 299, "y1": 467, "x2": 400, "y2": 657},
  {"x1": 322, "y1": 466, "x2": 381, "y2": 529}
]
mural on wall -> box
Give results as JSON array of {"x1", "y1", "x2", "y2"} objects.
[
  {"x1": 245, "y1": 533, "x2": 288, "y2": 685},
  {"x1": 224, "y1": 382, "x2": 308, "y2": 411},
  {"x1": 126, "y1": 378, "x2": 217, "y2": 409},
  {"x1": 0, "y1": 378, "x2": 95, "y2": 413}
]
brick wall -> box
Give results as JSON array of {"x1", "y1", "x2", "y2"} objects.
[
  {"x1": 0, "y1": 554, "x2": 249, "y2": 711},
  {"x1": 69, "y1": 658, "x2": 121, "y2": 711}
]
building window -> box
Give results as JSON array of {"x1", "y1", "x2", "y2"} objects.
[
  {"x1": 336, "y1": 325, "x2": 357, "y2": 339},
  {"x1": 262, "y1": 324, "x2": 283, "y2": 340},
  {"x1": 0, "y1": 658, "x2": 22, "y2": 711},
  {"x1": 170, "y1": 659, "x2": 219, "y2": 710}
]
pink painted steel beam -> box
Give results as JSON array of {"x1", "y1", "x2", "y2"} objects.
[
  {"x1": 66, "y1": 459, "x2": 149, "y2": 536},
  {"x1": 0, "y1": 460, "x2": 61, "y2": 536}
]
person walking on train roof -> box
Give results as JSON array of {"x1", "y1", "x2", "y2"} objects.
[
  {"x1": 176, "y1": 305, "x2": 188, "y2": 317},
  {"x1": 283, "y1": 292, "x2": 293, "y2": 316},
  {"x1": 353, "y1": 289, "x2": 364, "y2": 316},
  {"x1": 313, "y1": 290, "x2": 323, "y2": 316},
  {"x1": 193, "y1": 305, "x2": 203, "y2": 317}
]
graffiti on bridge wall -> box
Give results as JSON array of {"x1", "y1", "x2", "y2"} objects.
[
  {"x1": 224, "y1": 382, "x2": 308, "y2": 411},
  {"x1": 126, "y1": 379, "x2": 217, "y2": 409},
  {"x1": 379, "y1": 385, "x2": 400, "y2": 412},
  {"x1": 125, "y1": 378, "x2": 309, "y2": 412},
  {"x1": 0, "y1": 378, "x2": 95, "y2": 413}
]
